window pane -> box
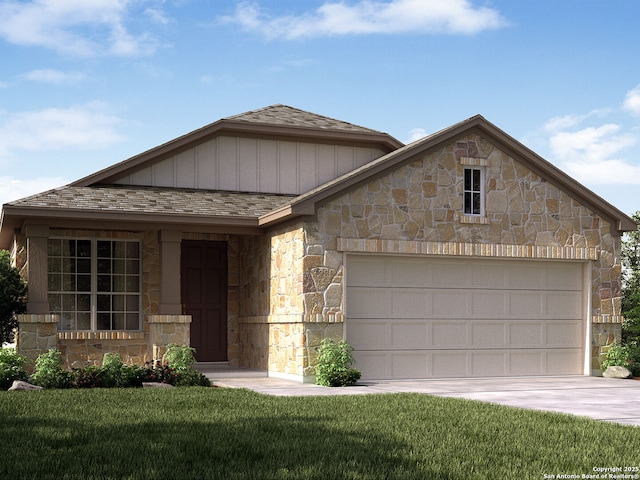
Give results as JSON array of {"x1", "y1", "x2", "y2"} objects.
[
  {"x1": 126, "y1": 295, "x2": 138, "y2": 311},
  {"x1": 126, "y1": 276, "x2": 139, "y2": 293},
  {"x1": 60, "y1": 312, "x2": 75, "y2": 330},
  {"x1": 77, "y1": 274, "x2": 91, "y2": 292},
  {"x1": 97, "y1": 241, "x2": 111, "y2": 258},
  {"x1": 464, "y1": 169, "x2": 471, "y2": 191},
  {"x1": 48, "y1": 239, "x2": 61, "y2": 256},
  {"x1": 473, "y1": 169, "x2": 481, "y2": 191},
  {"x1": 62, "y1": 294, "x2": 75, "y2": 311},
  {"x1": 49, "y1": 274, "x2": 61, "y2": 291},
  {"x1": 113, "y1": 313, "x2": 125, "y2": 330},
  {"x1": 97, "y1": 275, "x2": 111, "y2": 292},
  {"x1": 113, "y1": 242, "x2": 126, "y2": 259},
  {"x1": 63, "y1": 240, "x2": 76, "y2": 257},
  {"x1": 62, "y1": 274, "x2": 76, "y2": 291},
  {"x1": 126, "y1": 313, "x2": 139, "y2": 330},
  {"x1": 113, "y1": 276, "x2": 126, "y2": 292},
  {"x1": 48, "y1": 257, "x2": 62, "y2": 273},
  {"x1": 473, "y1": 193, "x2": 481, "y2": 214},
  {"x1": 464, "y1": 193, "x2": 471, "y2": 214},
  {"x1": 77, "y1": 259, "x2": 91, "y2": 273},
  {"x1": 97, "y1": 258, "x2": 111, "y2": 274},
  {"x1": 77, "y1": 240, "x2": 91, "y2": 258},
  {"x1": 112, "y1": 295, "x2": 125, "y2": 311},
  {"x1": 112, "y1": 259, "x2": 125, "y2": 274},
  {"x1": 126, "y1": 260, "x2": 139, "y2": 274},
  {"x1": 62, "y1": 258, "x2": 75, "y2": 274},
  {"x1": 77, "y1": 294, "x2": 91, "y2": 312},
  {"x1": 97, "y1": 313, "x2": 111, "y2": 330},
  {"x1": 97, "y1": 294, "x2": 111, "y2": 312},
  {"x1": 48, "y1": 294, "x2": 61, "y2": 312},
  {"x1": 77, "y1": 313, "x2": 91, "y2": 330},
  {"x1": 126, "y1": 242, "x2": 139, "y2": 258}
]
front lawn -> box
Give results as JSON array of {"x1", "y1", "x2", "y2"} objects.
[{"x1": 0, "y1": 388, "x2": 638, "y2": 479}]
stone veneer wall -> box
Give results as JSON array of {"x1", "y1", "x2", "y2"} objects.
[
  {"x1": 237, "y1": 226, "x2": 314, "y2": 377},
  {"x1": 296, "y1": 134, "x2": 624, "y2": 376}
]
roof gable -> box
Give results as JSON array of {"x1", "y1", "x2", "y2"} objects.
[
  {"x1": 71, "y1": 105, "x2": 403, "y2": 188},
  {"x1": 262, "y1": 115, "x2": 636, "y2": 234}
]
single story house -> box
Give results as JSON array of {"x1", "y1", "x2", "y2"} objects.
[{"x1": 1, "y1": 105, "x2": 635, "y2": 382}]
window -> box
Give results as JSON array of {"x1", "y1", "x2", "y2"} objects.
[
  {"x1": 463, "y1": 167, "x2": 483, "y2": 215},
  {"x1": 48, "y1": 239, "x2": 141, "y2": 331}
]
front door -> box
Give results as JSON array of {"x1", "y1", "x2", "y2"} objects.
[{"x1": 181, "y1": 240, "x2": 228, "y2": 362}]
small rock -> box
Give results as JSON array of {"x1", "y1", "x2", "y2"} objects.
[
  {"x1": 602, "y1": 366, "x2": 632, "y2": 379},
  {"x1": 9, "y1": 380, "x2": 43, "y2": 391},
  {"x1": 142, "y1": 382, "x2": 174, "y2": 388}
]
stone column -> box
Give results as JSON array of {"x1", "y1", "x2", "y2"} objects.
[
  {"x1": 16, "y1": 314, "x2": 59, "y2": 370},
  {"x1": 158, "y1": 230, "x2": 182, "y2": 315},
  {"x1": 24, "y1": 224, "x2": 50, "y2": 314},
  {"x1": 147, "y1": 315, "x2": 191, "y2": 362}
]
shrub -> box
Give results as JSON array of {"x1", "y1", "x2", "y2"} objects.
[
  {"x1": 315, "y1": 339, "x2": 361, "y2": 387},
  {"x1": 163, "y1": 344, "x2": 210, "y2": 387},
  {"x1": 31, "y1": 348, "x2": 73, "y2": 389},
  {"x1": 602, "y1": 343, "x2": 640, "y2": 376},
  {"x1": 0, "y1": 348, "x2": 28, "y2": 390},
  {"x1": 28, "y1": 347, "x2": 210, "y2": 389}
]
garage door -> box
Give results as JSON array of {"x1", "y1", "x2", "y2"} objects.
[{"x1": 345, "y1": 255, "x2": 586, "y2": 380}]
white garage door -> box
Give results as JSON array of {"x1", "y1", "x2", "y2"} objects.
[{"x1": 345, "y1": 255, "x2": 586, "y2": 380}]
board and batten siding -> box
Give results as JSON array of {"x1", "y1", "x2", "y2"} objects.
[{"x1": 113, "y1": 136, "x2": 385, "y2": 195}]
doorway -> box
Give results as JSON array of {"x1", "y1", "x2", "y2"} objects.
[{"x1": 181, "y1": 240, "x2": 228, "y2": 362}]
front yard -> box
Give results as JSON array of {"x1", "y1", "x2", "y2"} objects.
[{"x1": 0, "y1": 387, "x2": 638, "y2": 479}]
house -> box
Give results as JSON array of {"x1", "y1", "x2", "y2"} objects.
[{"x1": 1, "y1": 105, "x2": 635, "y2": 382}]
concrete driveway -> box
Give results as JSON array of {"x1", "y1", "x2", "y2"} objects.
[{"x1": 198, "y1": 364, "x2": 640, "y2": 426}]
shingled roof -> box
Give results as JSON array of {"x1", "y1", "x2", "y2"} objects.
[
  {"x1": 225, "y1": 104, "x2": 381, "y2": 134},
  {"x1": 8, "y1": 185, "x2": 295, "y2": 217}
]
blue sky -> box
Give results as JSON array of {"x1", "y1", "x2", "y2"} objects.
[{"x1": 1, "y1": 0, "x2": 639, "y2": 216}]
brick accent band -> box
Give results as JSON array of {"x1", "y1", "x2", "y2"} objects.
[{"x1": 337, "y1": 238, "x2": 598, "y2": 260}]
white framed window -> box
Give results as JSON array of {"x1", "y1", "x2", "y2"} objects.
[
  {"x1": 463, "y1": 167, "x2": 484, "y2": 215},
  {"x1": 48, "y1": 238, "x2": 141, "y2": 331}
]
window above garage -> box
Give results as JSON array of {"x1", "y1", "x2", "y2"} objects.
[{"x1": 459, "y1": 157, "x2": 490, "y2": 224}]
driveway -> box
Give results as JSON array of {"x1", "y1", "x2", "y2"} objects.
[{"x1": 198, "y1": 364, "x2": 640, "y2": 426}]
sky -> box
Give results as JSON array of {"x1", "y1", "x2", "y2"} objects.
[{"x1": 0, "y1": 0, "x2": 639, "y2": 217}]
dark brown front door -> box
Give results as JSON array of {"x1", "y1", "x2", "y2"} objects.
[{"x1": 181, "y1": 240, "x2": 228, "y2": 362}]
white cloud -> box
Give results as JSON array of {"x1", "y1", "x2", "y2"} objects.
[
  {"x1": 563, "y1": 159, "x2": 640, "y2": 186},
  {"x1": 623, "y1": 84, "x2": 640, "y2": 116},
  {"x1": 548, "y1": 124, "x2": 637, "y2": 166},
  {"x1": 0, "y1": 102, "x2": 124, "y2": 162},
  {"x1": 220, "y1": 0, "x2": 507, "y2": 40},
  {"x1": 407, "y1": 127, "x2": 428, "y2": 143},
  {"x1": 21, "y1": 68, "x2": 86, "y2": 85},
  {"x1": 541, "y1": 106, "x2": 640, "y2": 186},
  {"x1": 0, "y1": 176, "x2": 67, "y2": 205},
  {"x1": 0, "y1": 0, "x2": 163, "y2": 57}
]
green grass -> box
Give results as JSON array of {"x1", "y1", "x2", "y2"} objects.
[{"x1": 0, "y1": 388, "x2": 638, "y2": 479}]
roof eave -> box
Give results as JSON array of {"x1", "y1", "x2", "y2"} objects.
[{"x1": 0, "y1": 205, "x2": 264, "y2": 247}]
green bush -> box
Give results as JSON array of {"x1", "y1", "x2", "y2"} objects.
[
  {"x1": 315, "y1": 339, "x2": 361, "y2": 387},
  {"x1": 164, "y1": 344, "x2": 210, "y2": 387},
  {"x1": 72, "y1": 358, "x2": 149, "y2": 388},
  {"x1": 0, "y1": 348, "x2": 28, "y2": 390},
  {"x1": 30, "y1": 348, "x2": 73, "y2": 389},
  {"x1": 602, "y1": 343, "x2": 640, "y2": 376},
  {"x1": 29, "y1": 347, "x2": 210, "y2": 389}
]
